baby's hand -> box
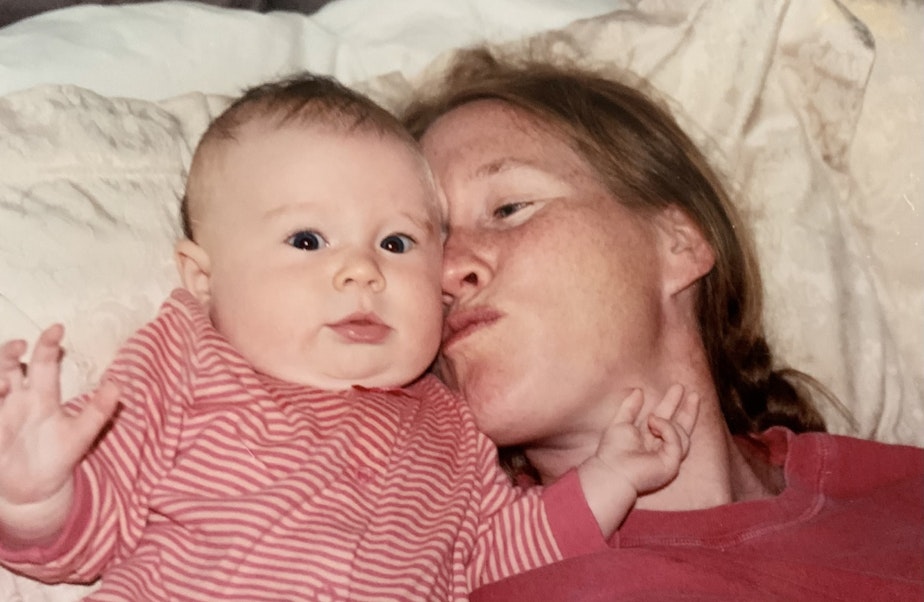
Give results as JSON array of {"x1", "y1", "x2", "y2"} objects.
[
  {"x1": 0, "y1": 336, "x2": 28, "y2": 400},
  {"x1": 595, "y1": 385, "x2": 699, "y2": 495},
  {"x1": 577, "y1": 385, "x2": 698, "y2": 536},
  {"x1": 0, "y1": 325, "x2": 120, "y2": 545}
]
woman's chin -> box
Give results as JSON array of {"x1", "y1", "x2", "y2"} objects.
[{"x1": 466, "y1": 394, "x2": 524, "y2": 445}]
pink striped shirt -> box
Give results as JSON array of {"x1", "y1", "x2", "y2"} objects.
[{"x1": 1, "y1": 289, "x2": 602, "y2": 600}]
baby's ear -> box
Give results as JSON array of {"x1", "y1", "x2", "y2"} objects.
[
  {"x1": 174, "y1": 239, "x2": 212, "y2": 305},
  {"x1": 655, "y1": 205, "x2": 715, "y2": 297}
]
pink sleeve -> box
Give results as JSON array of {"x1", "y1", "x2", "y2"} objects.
[
  {"x1": 540, "y1": 469, "x2": 609, "y2": 557},
  {"x1": 0, "y1": 468, "x2": 94, "y2": 567},
  {"x1": 469, "y1": 439, "x2": 608, "y2": 589},
  {"x1": 0, "y1": 293, "x2": 196, "y2": 583}
]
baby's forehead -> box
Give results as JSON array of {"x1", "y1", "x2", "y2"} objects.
[
  {"x1": 205, "y1": 116, "x2": 423, "y2": 175},
  {"x1": 201, "y1": 119, "x2": 443, "y2": 216}
]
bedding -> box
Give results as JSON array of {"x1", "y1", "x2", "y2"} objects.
[
  {"x1": 0, "y1": 0, "x2": 921, "y2": 599},
  {"x1": 0, "y1": 1, "x2": 334, "y2": 29}
]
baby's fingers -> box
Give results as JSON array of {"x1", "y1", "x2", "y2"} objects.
[
  {"x1": 0, "y1": 339, "x2": 27, "y2": 389},
  {"x1": 69, "y1": 381, "x2": 121, "y2": 453},
  {"x1": 26, "y1": 325, "x2": 65, "y2": 399},
  {"x1": 651, "y1": 384, "x2": 685, "y2": 421},
  {"x1": 612, "y1": 389, "x2": 644, "y2": 425},
  {"x1": 647, "y1": 415, "x2": 689, "y2": 463},
  {"x1": 674, "y1": 392, "x2": 700, "y2": 438}
]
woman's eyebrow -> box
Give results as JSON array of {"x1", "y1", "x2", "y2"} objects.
[{"x1": 474, "y1": 157, "x2": 544, "y2": 179}]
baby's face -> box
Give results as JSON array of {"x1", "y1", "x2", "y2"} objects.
[{"x1": 194, "y1": 124, "x2": 444, "y2": 389}]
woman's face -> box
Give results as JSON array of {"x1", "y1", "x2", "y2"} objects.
[{"x1": 421, "y1": 100, "x2": 675, "y2": 448}]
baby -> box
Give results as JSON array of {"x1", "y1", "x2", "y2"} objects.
[{"x1": 0, "y1": 73, "x2": 697, "y2": 600}]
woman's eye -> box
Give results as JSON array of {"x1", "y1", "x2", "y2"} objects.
[
  {"x1": 493, "y1": 201, "x2": 530, "y2": 219},
  {"x1": 380, "y1": 234, "x2": 415, "y2": 254},
  {"x1": 286, "y1": 230, "x2": 326, "y2": 251}
]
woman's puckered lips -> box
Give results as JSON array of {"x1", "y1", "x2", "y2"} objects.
[{"x1": 442, "y1": 307, "x2": 502, "y2": 347}]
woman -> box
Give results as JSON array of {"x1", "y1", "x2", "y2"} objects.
[{"x1": 403, "y1": 49, "x2": 923, "y2": 600}]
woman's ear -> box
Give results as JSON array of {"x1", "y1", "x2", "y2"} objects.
[
  {"x1": 174, "y1": 238, "x2": 212, "y2": 305},
  {"x1": 655, "y1": 205, "x2": 715, "y2": 297}
]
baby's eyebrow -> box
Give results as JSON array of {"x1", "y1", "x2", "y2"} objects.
[
  {"x1": 401, "y1": 210, "x2": 442, "y2": 236},
  {"x1": 260, "y1": 203, "x2": 297, "y2": 220},
  {"x1": 260, "y1": 200, "x2": 322, "y2": 220}
]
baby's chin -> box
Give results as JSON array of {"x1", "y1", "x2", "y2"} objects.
[{"x1": 256, "y1": 361, "x2": 432, "y2": 392}]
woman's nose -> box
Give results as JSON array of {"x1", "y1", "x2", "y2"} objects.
[
  {"x1": 334, "y1": 251, "x2": 385, "y2": 292},
  {"x1": 441, "y1": 229, "x2": 492, "y2": 302}
]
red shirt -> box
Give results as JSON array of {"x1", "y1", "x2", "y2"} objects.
[{"x1": 474, "y1": 428, "x2": 924, "y2": 601}]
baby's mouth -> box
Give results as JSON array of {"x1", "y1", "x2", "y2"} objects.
[{"x1": 328, "y1": 313, "x2": 391, "y2": 344}]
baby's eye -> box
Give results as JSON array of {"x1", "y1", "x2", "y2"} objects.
[
  {"x1": 493, "y1": 201, "x2": 530, "y2": 219},
  {"x1": 286, "y1": 230, "x2": 326, "y2": 251},
  {"x1": 380, "y1": 234, "x2": 415, "y2": 254}
]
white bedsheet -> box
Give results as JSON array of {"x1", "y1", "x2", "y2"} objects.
[{"x1": 0, "y1": 0, "x2": 616, "y2": 100}]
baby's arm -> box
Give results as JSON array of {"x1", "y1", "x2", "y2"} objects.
[
  {"x1": 0, "y1": 326, "x2": 120, "y2": 548},
  {"x1": 468, "y1": 386, "x2": 697, "y2": 588},
  {"x1": 577, "y1": 385, "x2": 698, "y2": 536}
]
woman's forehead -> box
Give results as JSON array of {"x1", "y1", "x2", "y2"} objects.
[
  {"x1": 426, "y1": 100, "x2": 547, "y2": 141},
  {"x1": 423, "y1": 101, "x2": 570, "y2": 171},
  {"x1": 422, "y1": 100, "x2": 595, "y2": 197}
]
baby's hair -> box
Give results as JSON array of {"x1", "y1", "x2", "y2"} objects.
[{"x1": 181, "y1": 72, "x2": 422, "y2": 240}]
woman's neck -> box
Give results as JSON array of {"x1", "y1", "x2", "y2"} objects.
[
  {"x1": 525, "y1": 315, "x2": 785, "y2": 509},
  {"x1": 527, "y1": 389, "x2": 784, "y2": 511},
  {"x1": 634, "y1": 400, "x2": 783, "y2": 511}
]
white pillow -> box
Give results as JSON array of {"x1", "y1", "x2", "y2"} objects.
[
  {"x1": 0, "y1": 88, "x2": 222, "y2": 396},
  {"x1": 0, "y1": 0, "x2": 617, "y2": 100}
]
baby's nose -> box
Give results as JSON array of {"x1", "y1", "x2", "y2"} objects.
[{"x1": 334, "y1": 251, "x2": 385, "y2": 292}]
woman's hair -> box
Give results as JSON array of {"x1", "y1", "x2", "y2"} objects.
[
  {"x1": 181, "y1": 72, "x2": 421, "y2": 240},
  {"x1": 404, "y1": 48, "x2": 835, "y2": 444}
]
